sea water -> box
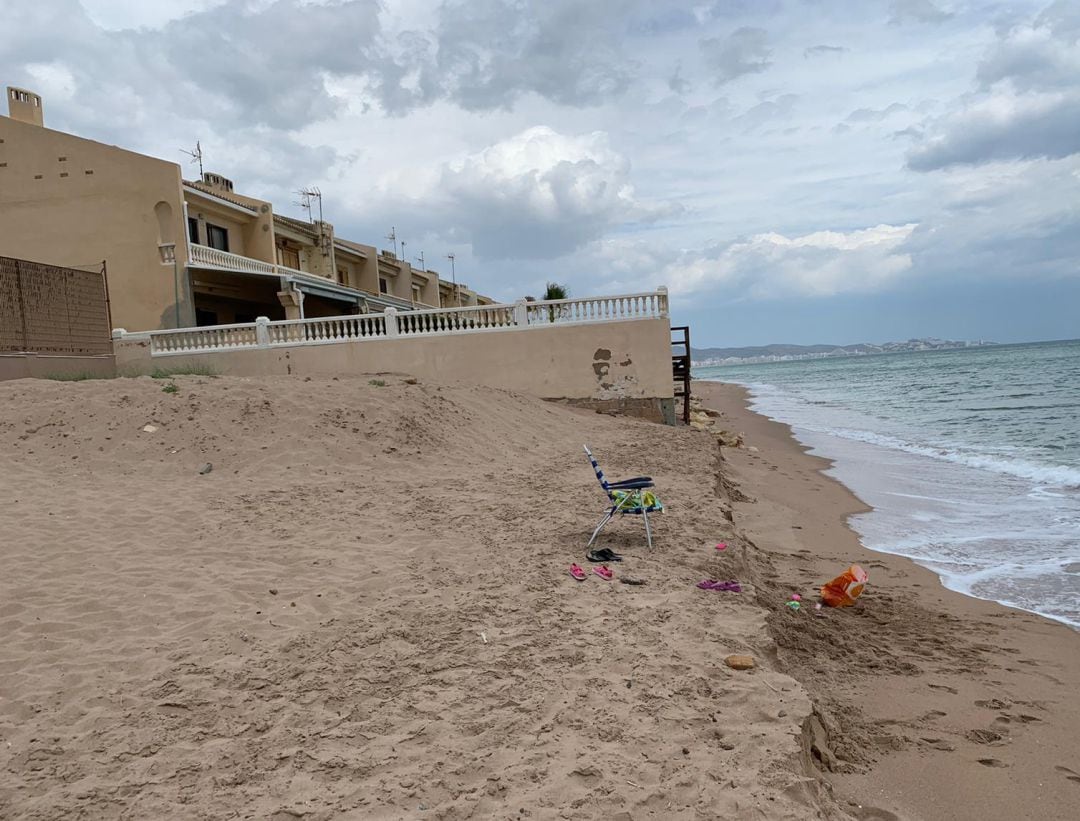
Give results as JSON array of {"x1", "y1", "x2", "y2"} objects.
[{"x1": 696, "y1": 340, "x2": 1080, "y2": 628}]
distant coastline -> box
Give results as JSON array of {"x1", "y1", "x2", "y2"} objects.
[{"x1": 691, "y1": 337, "x2": 996, "y2": 367}]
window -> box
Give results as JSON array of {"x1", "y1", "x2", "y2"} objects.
[
  {"x1": 206, "y1": 223, "x2": 229, "y2": 252},
  {"x1": 379, "y1": 277, "x2": 389, "y2": 294},
  {"x1": 276, "y1": 241, "x2": 300, "y2": 270},
  {"x1": 188, "y1": 217, "x2": 199, "y2": 245},
  {"x1": 337, "y1": 267, "x2": 348, "y2": 285},
  {"x1": 412, "y1": 284, "x2": 422, "y2": 303}
]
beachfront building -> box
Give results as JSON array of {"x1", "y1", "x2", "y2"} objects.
[{"x1": 0, "y1": 86, "x2": 491, "y2": 332}]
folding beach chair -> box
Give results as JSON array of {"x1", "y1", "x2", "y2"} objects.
[{"x1": 583, "y1": 445, "x2": 663, "y2": 549}]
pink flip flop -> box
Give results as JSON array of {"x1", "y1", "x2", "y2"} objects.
[
  {"x1": 594, "y1": 565, "x2": 614, "y2": 581},
  {"x1": 570, "y1": 563, "x2": 587, "y2": 581}
]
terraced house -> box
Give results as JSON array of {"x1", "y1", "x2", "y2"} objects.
[{"x1": 0, "y1": 86, "x2": 491, "y2": 333}]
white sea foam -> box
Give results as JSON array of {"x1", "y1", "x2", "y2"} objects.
[
  {"x1": 700, "y1": 346, "x2": 1080, "y2": 628},
  {"x1": 816, "y1": 426, "x2": 1080, "y2": 489}
]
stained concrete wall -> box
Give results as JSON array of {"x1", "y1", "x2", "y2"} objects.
[{"x1": 115, "y1": 318, "x2": 676, "y2": 422}]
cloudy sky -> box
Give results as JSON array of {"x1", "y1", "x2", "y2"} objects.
[{"x1": 3, "y1": 0, "x2": 1079, "y2": 346}]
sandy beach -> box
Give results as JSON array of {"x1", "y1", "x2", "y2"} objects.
[{"x1": 1, "y1": 373, "x2": 1078, "y2": 819}]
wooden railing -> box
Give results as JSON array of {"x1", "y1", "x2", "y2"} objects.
[{"x1": 113, "y1": 289, "x2": 669, "y2": 356}]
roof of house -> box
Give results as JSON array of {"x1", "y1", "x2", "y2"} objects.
[
  {"x1": 334, "y1": 237, "x2": 373, "y2": 257},
  {"x1": 183, "y1": 180, "x2": 260, "y2": 213},
  {"x1": 272, "y1": 213, "x2": 320, "y2": 238}
]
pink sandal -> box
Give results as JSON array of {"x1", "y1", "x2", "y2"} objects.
[
  {"x1": 594, "y1": 565, "x2": 614, "y2": 581},
  {"x1": 570, "y1": 563, "x2": 587, "y2": 581}
]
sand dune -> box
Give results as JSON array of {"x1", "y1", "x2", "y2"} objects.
[{"x1": 1, "y1": 375, "x2": 828, "y2": 819}]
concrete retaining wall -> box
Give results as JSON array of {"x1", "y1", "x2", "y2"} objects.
[
  {"x1": 0, "y1": 353, "x2": 116, "y2": 382},
  {"x1": 114, "y1": 318, "x2": 676, "y2": 423}
]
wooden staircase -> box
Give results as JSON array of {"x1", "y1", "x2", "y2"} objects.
[{"x1": 671, "y1": 325, "x2": 691, "y2": 425}]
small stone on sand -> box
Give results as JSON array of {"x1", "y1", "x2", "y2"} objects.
[{"x1": 724, "y1": 654, "x2": 755, "y2": 670}]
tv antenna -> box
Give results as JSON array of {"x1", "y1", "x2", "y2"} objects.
[
  {"x1": 386, "y1": 226, "x2": 398, "y2": 258},
  {"x1": 446, "y1": 253, "x2": 460, "y2": 306},
  {"x1": 180, "y1": 140, "x2": 204, "y2": 177},
  {"x1": 416, "y1": 251, "x2": 425, "y2": 271},
  {"x1": 295, "y1": 187, "x2": 323, "y2": 223},
  {"x1": 400, "y1": 240, "x2": 407, "y2": 264}
]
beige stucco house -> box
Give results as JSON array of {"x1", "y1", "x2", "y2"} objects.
[{"x1": 0, "y1": 87, "x2": 491, "y2": 332}]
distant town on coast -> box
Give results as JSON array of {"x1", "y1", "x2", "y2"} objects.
[{"x1": 691, "y1": 338, "x2": 997, "y2": 367}]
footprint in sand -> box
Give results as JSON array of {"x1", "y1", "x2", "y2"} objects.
[
  {"x1": 928, "y1": 683, "x2": 958, "y2": 694},
  {"x1": 978, "y1": 758, "x2": 1008, "y2": 768},
  {"x1": 966, "y1": 729, "x2": 1007, "y2": 745},
  {"x1": 1055, "y1": 766, "x2": 1080, "y2": 784},
  {"x1": 920, "y1": 737, "x2": 956, "y2": 752}
]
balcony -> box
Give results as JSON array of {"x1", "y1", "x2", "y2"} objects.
[
  {"x1": 188, "y1": 243, "x2": 302, "y2": 278},
  {"x1": 187, "y1": 244, "x2": 415, "y2": 311}
]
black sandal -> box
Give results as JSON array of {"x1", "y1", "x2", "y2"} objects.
[{"x1": 586, "y1": 548, "x2": 623, "y2": 563}]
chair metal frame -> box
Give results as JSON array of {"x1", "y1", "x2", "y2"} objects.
[{"x1": 583, "y1": 445, "x2": 660, "y2": 549}]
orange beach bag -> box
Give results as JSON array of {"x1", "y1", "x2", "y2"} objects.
[{"x1": 821, "y1": 564, "x2": 868, "y2": 607}]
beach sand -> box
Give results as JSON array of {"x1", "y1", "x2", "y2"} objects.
[
  {"x1": 1, "y1": 374, "x2": 828, "y2": 820},
  {"x1": 1, "y1": 373, "x2": 1076, "y2": 819},
  {"x1": 694, "y1": 380, "x2": 1080, "y2": 820}
]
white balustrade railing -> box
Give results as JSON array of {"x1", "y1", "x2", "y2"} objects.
[
  {"x1": 188, "y1": 244, "x2": 284, "y2": 276},
  {"x1": 267, "y1": 314, "x2": 386, "y2": 345},
  {"x1": 148, "y1": 322, "x2": 261, "y2": 354},
  {"x1": 113, "y1": 288, "x2": 668, "y2": 356},
  {"x1": 524, "y1": 292, "x2": 666, "y2": 325},
  {"x1": 395, "y1": 303, "x2": 517, "y2": 336}
]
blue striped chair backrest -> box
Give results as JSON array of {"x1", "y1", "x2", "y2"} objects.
[{"x1": 583, "y1": 445, "x2": 613, "y2": 498}]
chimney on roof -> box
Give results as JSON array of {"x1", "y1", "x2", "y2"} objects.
[
  {"x1": 7, "y1": 87, "x2": 43, "y2": 127},
  {"x1": 201, "y1": 171, "x2": 234, "y2": 193}
]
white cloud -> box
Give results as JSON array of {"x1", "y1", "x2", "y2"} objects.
[
  {"x1": 908, "y1": 4, "x2": 1080, "y2": 169},
  {"x1": 365, "y1": 127, "x2": 675, "y2": 259},
  {"x1": 683, "y1": 224, "x2": 917, "y2": 297},
  {"x1": 590, "y1": 224, "x2": 918, "y2": 300}
]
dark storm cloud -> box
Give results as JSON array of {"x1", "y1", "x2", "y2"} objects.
[{"x1": 907, "y1": 94, "x2": 1080, "y2": 170}]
